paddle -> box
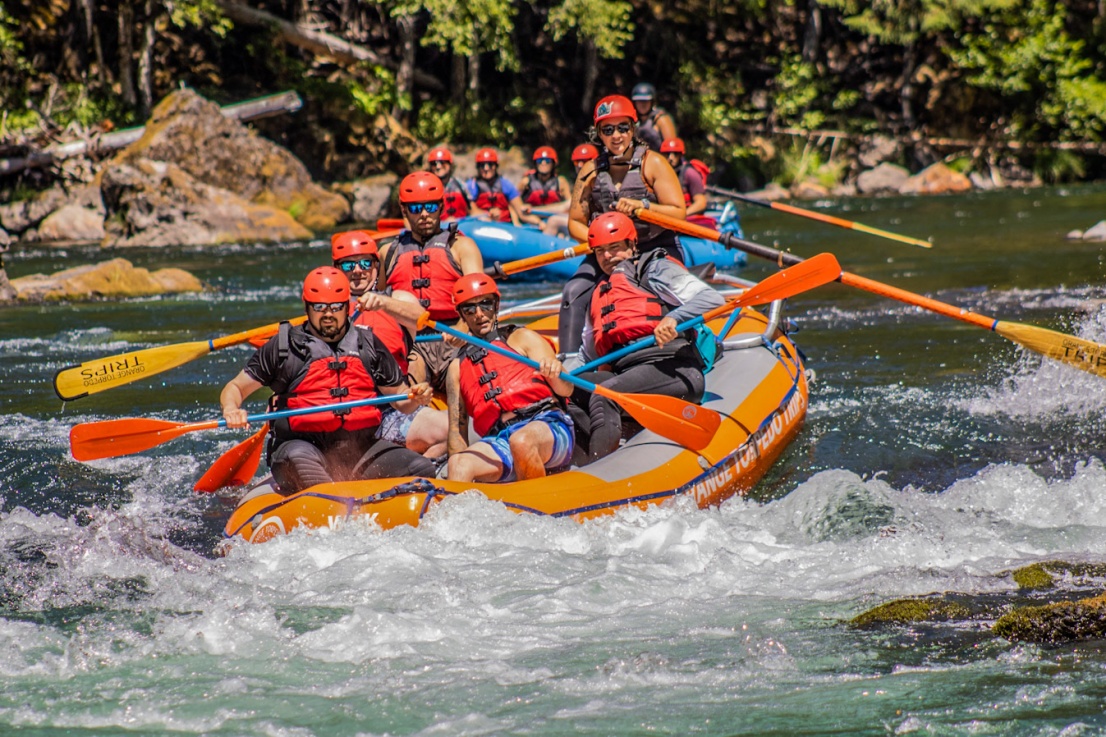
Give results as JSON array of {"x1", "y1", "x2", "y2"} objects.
[
  {"x1": 70, "y1": 394, "x2": 412, "y2": 462},
  {"x1": 485, "y1": 242, "x2": 591, "y2": 279},
  {"x1": 53, "y1": 316, "x2": 310, "y2": 402},
  {"x1": 416, "y1": 314, "x2": 722, "y2": 452},
  {"x1": 706, "y1": 184, "x2": 932, "y2": 249},
  {"x1": 193, "y1": 422, "x2": 269, "y2": 493},
  {"x1": 638, "y1": 209, "x2": 1106, "y2": 380},
  {"x1": 569, "y1": 253, "x2": 841, "y2": 375},
  {"x1": 376, "y1": 218, "x2": 406, "y2": 230}
]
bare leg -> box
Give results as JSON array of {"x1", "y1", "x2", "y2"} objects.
[
  {"x1": 447, "y1": 441, "x2": 505, "y2": 483},
  {"x1": 508, "y1": 422, "x2": 554, "y2": 480}
]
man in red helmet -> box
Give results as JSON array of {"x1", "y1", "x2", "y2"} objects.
[
  {"x1": 518, "y1": 146, "x2": 573, "y2": 235},
  {"x1": 331, "y1": 230, "x2": 448, "y2": 459},
  {"x1": 444, "y1": 273, "x2": 575, "y2": 483},
  {"x1": 661, "y1": 138, "x2": 710, "y2": 224},
  {"x1": 426, "y1": 146, "x2": 470, "y2": 220},
  {"x1": 378, "y1": 171, "x2": 484, "y2": 394},
  {"x1": 566, "y1": 212, "x2": 724, "y2": 463},
  {"x1": 465, "y1": 148, "x2": 535, "y2": 224},
  {"x1": 219, "y1": 267, "x2": 436, "y2": 493},
  {"x1": 561, "y1": 94, "x2": 687, "y2": 352}
]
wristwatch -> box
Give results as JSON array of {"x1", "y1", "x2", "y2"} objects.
[{"x1": 640, "y1": 199, "x2": 650, "y2": 210}]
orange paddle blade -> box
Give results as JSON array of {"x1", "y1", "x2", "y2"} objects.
[
  {"x1": 193, "y1": 422, "x2": 269, "y2": 493},
  {"x1": 70, "y1": 418, "x2": 219, "y2": 462},
  {"x1": 375, "y1": 218, "x2": 405, "y2": 230},
  {"x1": 596, "y1": 387, "x2": 722, "y2": 452}
]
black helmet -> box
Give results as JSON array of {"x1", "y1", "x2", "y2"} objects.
[{"x1": 631, "y1": 83, "x2": 656, "y2": 101}]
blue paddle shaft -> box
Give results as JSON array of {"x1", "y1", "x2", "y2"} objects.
[
  {"x1": 569, "y1": 313, "x2": 712, "y2": 376},
  {"x1": 223, "y1": 393, "x2": 408, "y2": 428},
  {"x1": 430, "y1": 321, "x2": 598, "y2": 393}
]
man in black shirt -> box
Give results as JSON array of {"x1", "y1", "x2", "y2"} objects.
[{"x1": 220, "y1": 267, "x2": 436, "y2": 494}]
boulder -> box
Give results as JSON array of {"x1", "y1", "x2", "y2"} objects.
[
  {"x1": 746, "y1": 181, "x2": 790, "y2": 201},
  {"x1": 30, "y1": 204, "x2": 106, "y2": 243},
  {"x1": 0, "y1": 184, "x2": 103, "y2": 237},
  {"x1": 993, "y1": 592, "x2": 1106, "y2": 645},
  {"x1": 791, "y1": 179, "x2": 830, "y2": 200},
  {"x1": 856, "y1": 162, "x2": 910, "y2": 195},
  {"x1": 1080, "y1": 221, "x2": 1106, "y2": 241},
  {"x1": 334, "y1": 173, "x2": 399, "y2": 223},
  {"x1": 831, "y1": 182, "x2": 858, "y2": 198},
  {"x1": 899, "y1": 162, "x2": 973, "y2": 195},
  {"x1": 113, "y1": 89, "x2": 349, "y2": 231},
  {"x1": 9, "y1": 257, "x2": 204, "y2": 302},
  {"x1": 100, "y1": 158, "x2": 312, "y2": 248},
  {"x1": 857, "y1": 135, "x2": 900, "y2": 169}
]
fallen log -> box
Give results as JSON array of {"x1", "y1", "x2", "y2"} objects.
[{"x1": 0, "y1": 90, "x2": 303, "y2": 177}]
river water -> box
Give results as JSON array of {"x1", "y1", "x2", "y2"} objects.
[{"x1": 1, "y1": 186, "x2": 1105, "y2": 735}]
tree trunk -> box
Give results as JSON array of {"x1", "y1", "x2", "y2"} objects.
[
  {"x1": 137, "y1": 0, "x2": 158, "y2": 117},
  {"x1": 393, "y1": 14, "x2": 416, "y2": 125},
  {"x1": 451, "y1": 54, "x2": 466, "y2": 117},
  {"x1": 581, "y1": 39, "x2": 598, "y2": 117},
  {"x1": 118, "y1": 0, "x2": 137, "y2": 107},
  {"x1": 468, "y1": 50, "x2": 481, "y2": 117},
  {"x1": 802, "y1": 0, "x2": 822, "y2": 66},
  {"x1": 900, "y1": 39, "x2": 918, "y2": 131},
  {"x1": 76, "y1": 0, "x2": 111, "y2": 86}
]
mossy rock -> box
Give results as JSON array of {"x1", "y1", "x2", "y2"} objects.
[
  {"x1": 1004, "y1": 561, "x2": 1106, "y2": 591},
  {"x1": 849, "y1": 597, "x2": 973, "y2": 628},
  {"x1": 993, "y1": 592, "x2": 1106, "y2": 644}
]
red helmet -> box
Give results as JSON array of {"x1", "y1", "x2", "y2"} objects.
[
  {"x1": 427, "y1": 146, "x2": 453, "y2": 164},
  {"x1": 452, "y1": 273, "x2": 501, "y2": 306},
  {"x1": 302, "y1": 266, "x2": 350, "y2": 303},
  {"x1": 588, "y1": 212, "x2": 637, "y2": 248},
  {"x1": 571, "y1": 143, "x2": 599, "y2": 162},
  {"x1": 532, "y1": 146, "x2": 558, "y2": 163},
  {"x1": 399, "y1": 171, "x2": 444, "y2": 204},
  {"x1": 593, "y1": 95, "x2": 638, "y2": 124},
  {"x1": 475, "y1": 148, "x2": 499, "y2": 164},
  {"x1": 331, "y1": 230, "x2": 379, "y2": 262},
  {"x1": 660, "y1": 138, "x2": 686, "y2": 154}
]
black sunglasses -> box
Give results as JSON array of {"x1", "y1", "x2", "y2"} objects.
[
  {"x1": 599, "y1": 123, "x2": 633, "y2": 136},
  {"x1": 405, "y1": 202, "x2": 442, "y2": 215},
  {"x1": 458, "y1": 298, "x2": 498, "y2": 316},
  {"x1": 337, "y1": 258, "x2": 377, "y2": 273},
  {"x1": 308, "y1": 302, "x2": 348, "y2": 313},
  {"x1": 476, "y1": 162, "x2": 497, "y2": 170}
]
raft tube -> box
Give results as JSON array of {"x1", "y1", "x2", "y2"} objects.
[
  {"x1": 224, "y1": 307, "x2": 808, "y2": 544},
  {"x1": 460, "y1": 208, "x2": 746, "y2": 282}
]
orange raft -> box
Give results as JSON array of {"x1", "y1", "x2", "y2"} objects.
[{"x1": 223, "y1": 306, "x2": 809, "y2": 543}]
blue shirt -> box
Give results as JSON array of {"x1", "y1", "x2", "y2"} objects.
[{"x1": 465, "y1": 176, "x2": 520, "y2": 202}]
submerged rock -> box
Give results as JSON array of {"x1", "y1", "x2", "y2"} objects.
[
  {"x1": 8, "y1": 257, "x2": 205, "y2": 302},
  {"x1": 993, "y1": 592, "x2": 1106, "y2": 645},
  {"x1": 849, "y1": 596, "x2": 973, "y2": 628}
]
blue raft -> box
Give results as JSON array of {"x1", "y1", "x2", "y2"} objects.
[{"x1": 458, "y1": 204, "x2": 747, "y2": 282}]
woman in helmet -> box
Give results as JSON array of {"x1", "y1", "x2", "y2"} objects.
[
  {"x1": 630, "y1": 82, "x2": 677, "y2": 152},
  {"x1": 518, "y1": 146, "x2": 573, "y2": 235},
  {"x1": 445, "y1": 274, "x2": 575, "y2": 483},
  {"x1": 219, "y1": 267, "x2": 436, "y2": 493},
  {"x1": 560, "y1": 94, "x2": 687, "y2": 351},
  {"x1": 567, "y1": 212, "x2": 724, "y2": 463},
  {"x1": 661, "y1": 137, "x2": 710, "y2": 221}
]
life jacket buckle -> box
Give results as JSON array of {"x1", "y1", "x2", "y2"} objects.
[
  {"x1": 330, "y1": 387, "x2": 349, "y2": 397},
  {"x1": 411, "y1": 277, "x2": 431, "y2": 289},
  {"x1": 328, "y1": 360, "x2": 347, "y2": 370},
  {"x1": 483, "y1": 386, "x2": 503, "y2": 401},
  {"x1": 412, "y1": 253, "x2": 431, "y2": 265},
  {"x1": 478, "y1": 370, "x2": 498, "y2": 386}
]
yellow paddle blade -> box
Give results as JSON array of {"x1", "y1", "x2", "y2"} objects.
[
  {"x1": 54, "y1": 341, "x2": 211, "y2": 401},
  {"x1": 995, "y1": 321, "x2": 1106, "y2": 378}
]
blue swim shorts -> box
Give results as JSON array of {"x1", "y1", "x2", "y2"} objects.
[
  {"x1": 375, "y1": 405, "x2": 420, "y2": 444},
  {"x1": 483, "y1": 409, "x2": 574, "y2": 483}
]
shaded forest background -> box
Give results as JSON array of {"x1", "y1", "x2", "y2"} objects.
[{"x1": 3, "y1": 0, "x2": 1106, "y2": 193}]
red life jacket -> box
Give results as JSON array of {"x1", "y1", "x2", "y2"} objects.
[
  {"x1": 522, "y1": 172, "x2": 563, "y2": 206},
  {"x1": 473, "y1": 177, "x2": 511, "y2": 221},
  {"x1": 676, "y1": 160, "x2": 711, "y2": 205},
  {"x1": 352, "y1": 301, "x2": 411, "y2": 374},
  {"x1": 271, "y1": 323, "x2": 383, "y2": 435},
  {"x1": 384, "y1": 224, "x2": 463, "y2": 322},
  {"x1": 458, "y1": 327, "x2": 556, "y2": 437},
  {"x1": 590, "y1": 145, "x2": 667, "y2": 244},
  {"x1": 589, "y1": 250, "x2": 674, "y2": 357},
  {"x1": 442, "y1": 177, "x2": 470, "y2": 219}
]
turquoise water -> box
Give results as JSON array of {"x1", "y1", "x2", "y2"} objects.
[{"x1": 1, "y1": 186, "x2": 1106, "y2": 735}]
